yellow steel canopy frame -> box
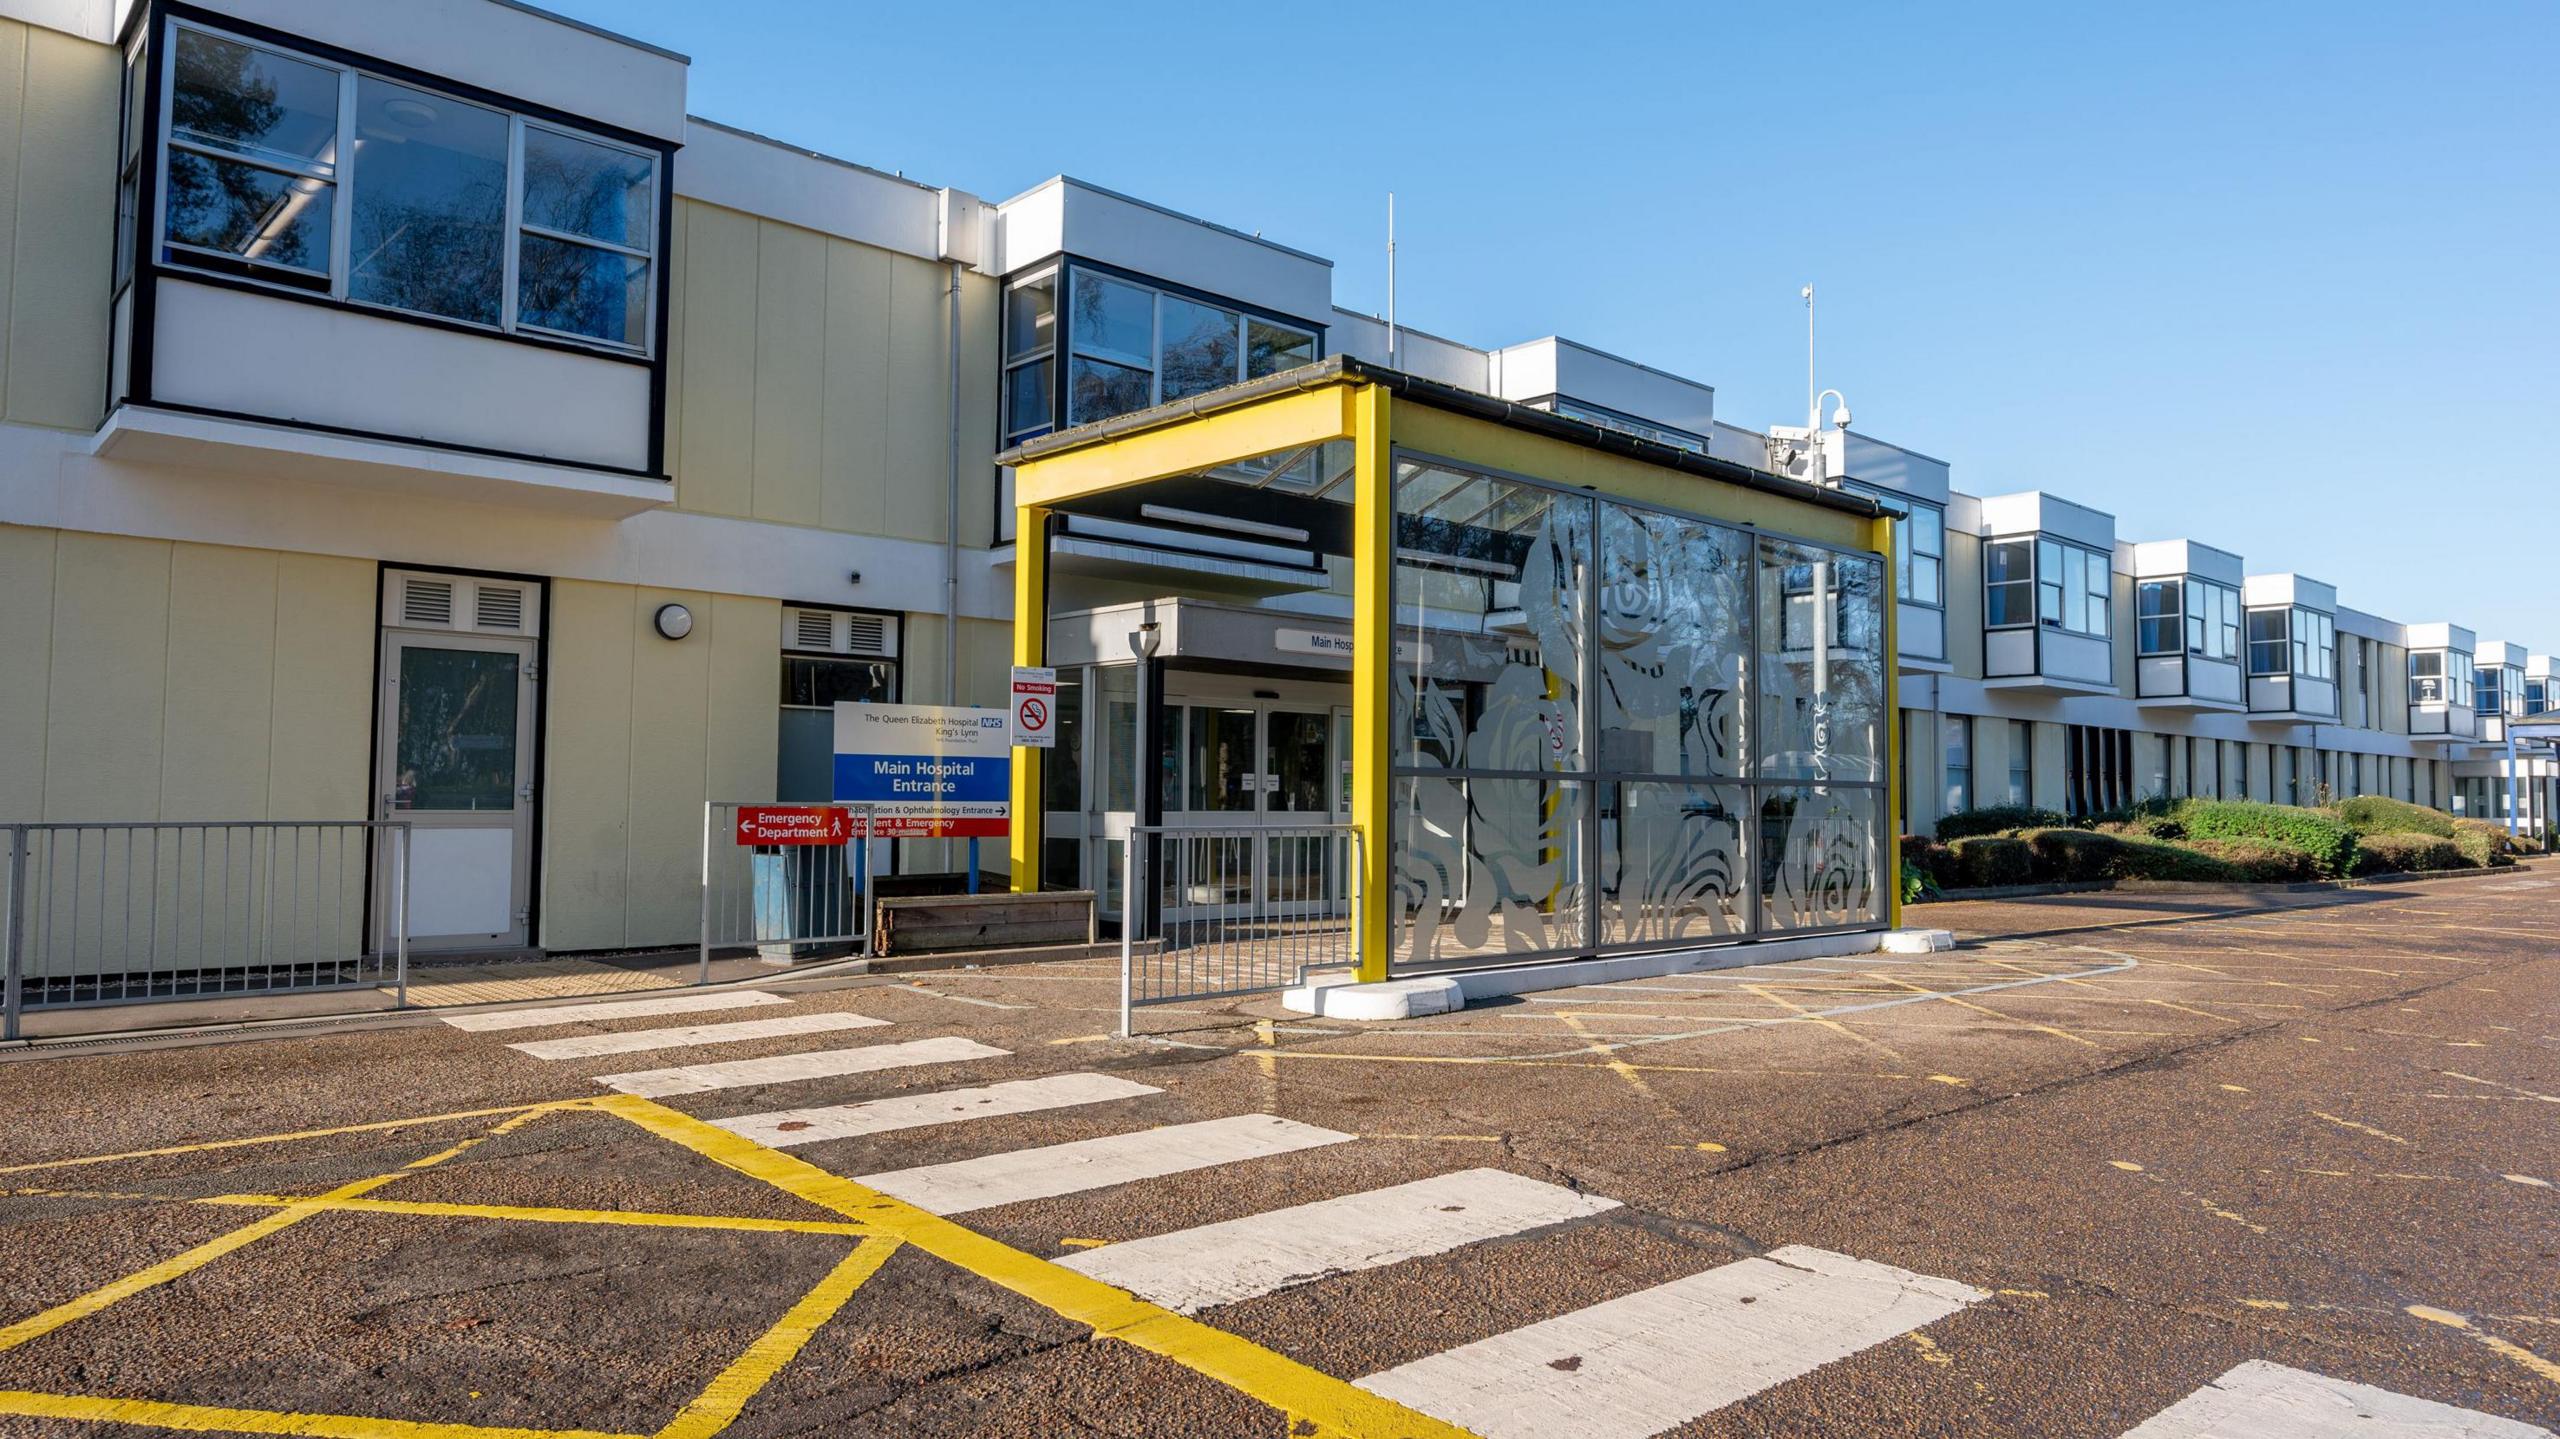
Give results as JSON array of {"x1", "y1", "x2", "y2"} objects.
[{"x1": 1005, "y1": 373, "x2": 1899, "y2": 975}]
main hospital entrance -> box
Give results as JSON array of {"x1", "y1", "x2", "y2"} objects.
[{"x1": 1006, "y1": 358, "x2": 1902, "y2": 994}]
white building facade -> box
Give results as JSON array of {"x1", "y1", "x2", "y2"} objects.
[{"x1": 0, "y1": 0, "x2": 2545, "y2": 971}]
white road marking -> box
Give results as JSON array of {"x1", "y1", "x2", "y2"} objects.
[
  {"x1": 595, "y1": 1036, "x2": 1006, "y2": 1097},
  {"x1": 856, "y1": 1114, "x2": 1353, "y2": 1215},
  {"x1": 1058, "y1": 1167, "x2": 1619, "y2": 1313},
  {"x1": 715, "y1": 1073, "x2": 1161, "y2": 1148},
  {"x1": 439, "y1": 991, "x2": 788, "y2": 1032},
  {"x1": 1354, "y1": 1244, "x2": 1983, "y2": 1439},
  {"x1": 2119, "y1": 1360, "x2": 2554, "y2": 1438},
  {"x1": 505, "y1": 1012, "x2": 888, "y2": 1061}
]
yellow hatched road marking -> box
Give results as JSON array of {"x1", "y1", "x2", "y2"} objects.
[
  {"x1": 0, "y1": 1100, "x2": 582, "y2": 1177},
  {"x1": 194, "y1": 1194, "x2": 876, "y2": 1238},
  {"x1": 654, "y1": 1239, "x2": 901, "y2": 1439},
  {"x1": 594, "y1": 1093, "x2": 1476, "y2": 1439},
  {"x1": 0, "y1": 1391, "x2": 641, "y2": 1439}
]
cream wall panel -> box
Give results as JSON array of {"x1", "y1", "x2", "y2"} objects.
[
  {"x1": 2030, "y1": 721, "x2": 2067, "y2": 813},
  {"x1": 819, "y1": 237, "x2": 891, "y2": 536},
  {"x1": 1973, "y1": 715, "x2": 2011, "y2": 806},
  {"x1": 674, "y1": 203, "x2": 759, "y2": 520},
  {"x1": 2249, "y1": 744, "x2": 2273, "y2": 802},
  {"x1": 0, "y1": 522, "x2": 51, "y2": 817},
  {"x1": 2380, "y1": 643, "x2": 2409, "y2": 734},
  {"x1": 2191, "y1": 735, "x2": 2219, "y2": 798},
  {"x1": 540, "y1": 579, "x2": 636, "y2": 948},
  {"x1": 8, "y1": 23, "x2": 111, "y2": 430},
  {"x1": 883, "y1": 252, "x2": 951, "y2": 544},
  {"x1": 2109, "y1": 573, "x2": 2135, "y2": 692},
  {"x1": 0, "y1": 22, "x2": 26, "y2": 425},
  {"x1": 621, "y1": 586, "x2": 713, "y2": 944},
  {"x1": 267, "y1": 553, "x2": 373, "y2": 819},
  {"x1": 158, "y1": 544, "x2": 275, "y2": 820},
  {"x1": 1943, "y1": 532, "x2": 1984, "y2": 677},
  {"x1": 44, "y1": 532, "x2": 167, "y2": 818},
  {"x1": 750, "y1": 221, "x2": 825, "y2": 525},
  {"x1": 956, "y1": 269, "x2": 1000, "y2": 548},
  {"x1": 662, "y1": 201, "x2": 686, "y2": 477},
  {"x1": 705, "y1": 593, "x2": 779, "y2": 805},
  {"x1": 1902, "y1": 708, "x2": 1943, "y2": 835}
]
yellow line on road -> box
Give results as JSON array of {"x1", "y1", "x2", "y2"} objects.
[
  {"x1": 0, "y1": 1391, "x2": 639, "y2": 1439},
  {"x1": 593, "y1": 1094, "x2": 1477, "y2": 1439},
  {"x1": 1739, "y1": 983, "x2": 1911, "y2": 1065},
  {"x1": 654, "y1": 1239, "x2": 900, "y2": 1439},
  {"x1": 2311, "y1": 1110, "x2": 2411, "y2": 1146},
  {"x1": 2407, "y1": 1306, "x2": 2560, "y2": 1389},
  {"x1": 0, "y1": 1106, "x2": 564, "y2": 1354},
  {"x1": 1879, "y1": 977, "x2": 2103, "y2": 1049},
  {"x1": 191, "y1": 1193, "x2": 875, "y2": 1238},
  {"x1": 0, "y1": 1100, "x2": 586, "y2": 1177}
]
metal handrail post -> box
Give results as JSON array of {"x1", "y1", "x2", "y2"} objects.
[
  {"x1": 698, "y1": 802, "x2": 714, "y2": 986},
  {"x1": 4, "y1": 825, "x2": 25, "y2": 1041},
  {"x1": 858, "y1": 808, "x2": 876, "y2": 960},
  {"x1": 1119, "y1": 830, "x2": 1138, "y2": 1038},
  {"x1": 393, "y1": 822, "x2": 411, "y2": 1009}
]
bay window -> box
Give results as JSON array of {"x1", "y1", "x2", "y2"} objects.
[
  {"x1": 2025, "y1": 537, "x2": 2109, "y2": 638},
  {"x1": 2289, "y1": 607, "x2": 2334, "y2": 681},
  {"x1": 2136, "y1": 579, "x2": 2181, "y2": 656},
  {"x1": 1984, "y1": 538, "x2": 2035, "y2": 628},
  {"x1": 151, "y1": 21, "x2": 661, "y2": 354},
  {"x1": 2246, "y1": 608, "x2": 2289, "y2": 676},
  {"x1": 1008, "y1": 264, "x2": 1317, "y2": 433},
  {"x1": 1850, "y1": 488, "x2": 1944, "y2": 608},
  {"x1": 2410, "y1": 650, "x2": 2473, "y2": 707},
  {"x1": 2186, "y1": 579, "x2": 2239, "y2": 661}
]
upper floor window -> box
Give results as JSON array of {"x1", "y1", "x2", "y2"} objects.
[
  {"x1": 2290, "y1": 608, "x2": 2334, "y2": 680},
  {"x1": 2035, "y1": 537, "x2": 2109, "y2": 639},
  {"x1": 1002, "y1": 265, "x2": 1317, "y2": 440},
  {"x1": 2136, "y1": 580, "x2": 2180, "y2": 656},
  {"x1": 2185, "y1": 579, "x2": 2239, "y2": 661},
  {"x1": 152, "y1": 23, "x2": 659, "y2": 354},
  {"x1": 2477, "y1": 665, "x2": 2522, "y2": 717},
  {"x1": 2409, "y1": 649, "x2": 2474, "y2": 707},
  {"x1": 2528, "y1": 678, "x2": 2548, "y2": 714},
  {"x1": 1547, "y1": 398, "x2": 1707, "y2": 455},
  {"x1": 1984, "y1": 538, "x2": 2035, "y2": 628},
  {"x1": 1848, "y1": 487, "x2": 1943, "y2": 608}
]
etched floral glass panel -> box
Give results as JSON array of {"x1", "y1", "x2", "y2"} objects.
[
  {"x1": 1597, "y1": 503, "x2": 1749, "y2": 780},
  {"x1": 1600, "y1": 782, "x2": 1748, "y2": 945},
  {"x1": 1392, "y1": 776, "x2": 1588, "y2": 967},
  {"x1": 1754, "y1": 539, "x2": 1884, "y2": 784},
  {"x1": 1758, "y1": 786, "x2": 1880, "y2": 931}
]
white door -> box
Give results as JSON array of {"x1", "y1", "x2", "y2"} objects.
[{"x1": 378, "y1": 629, "x2": 537, "y2": 950}]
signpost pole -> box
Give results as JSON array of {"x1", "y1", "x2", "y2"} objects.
[{"x1": 967, "y1": 837, "x2": 981, "y2": 895}]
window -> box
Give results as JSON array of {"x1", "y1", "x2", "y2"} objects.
[
  {"x1": 2064, "y1": 725, "x2": 2135, "y2": 816},
  {"x1": 777, "y1": 611, "x2": 898, "y2": 802},
  {"x1": 1985, "y1": 539, "x2": 2035, "y2": 628},
  {"x1": 2136, "y1": 579, "x2": 2181, "y2": 656},
  {"x1": 1548, "y1": 398, "x2": 1707, "y2": 454},
  {"x1": 2031, "y1": 538, "x2": 2109, "y2": 638},
  {"x1": 2477, "y1": 667, "x2": 2504, "y2": 717},
  {"x1": 2184, "y1": 579, "x2": 2239, "y2": 661},
  {"x1": 1002, "y1": 268, "x2": 1056, "y2": 447},
  {"x1": 2411, "y1": 650, "x2": 2473, "y2": 707},
  {"x1": 2290, "y1": 608, "x2": 2334, "y2": 681},
  {"x1": 115, "y1": 36, "x2": 148, "y2": 293},
  {"x1": 1852, "y1": 492, "x2": 1946, "y2": 607},
  {"x1": 153, "y1": 21, "x2": 660, "y2": 353},
  {"x1": 2247, "y1": 608, "x2": 2290, "y2": 676},
  {"x1": 1943, "y1": 715, "x2": 1972, "y2": 815},
  {"x1": 1052, "y1": 266, "x2": 1317, "y2": 428},
  {"x1": 2006, "y1": 720, "x2": 2033, "y2": 805},
  {"x1": 2529, "y1": 678, "x2": 2549, "y2": 715}
]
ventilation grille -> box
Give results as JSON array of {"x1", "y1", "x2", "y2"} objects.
[
  {"x1": 383, "y1": 571, "x2": 542, "y2": 637},
  {"x1": 782, "y1": 607, "x2": 897, "y2": 658},
  {"x1": 475, "y1": 585, "x2": 526, "y2": 632},
  {"x1": 400, "y1": 578, "x2": 454, "y2": 627}
]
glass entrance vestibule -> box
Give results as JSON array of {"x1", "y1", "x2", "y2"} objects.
[
  {"x1": 1004, "y1": 358, "x2": 1900, "y2": 984},
  {"x1": 1039, "y1": 602, "x2": 1354, "y2": 925}
]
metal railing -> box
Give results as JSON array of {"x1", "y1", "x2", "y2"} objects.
[
  {"x1": 1120, "y1": 822, "x2": 1361, "y2": 1036},
  {"x1": 699, "y1": 803, "x2": 882, "y2": 983},
  {"x1": 3, "y1": 820, "x2": 411, "y2": 1040}
]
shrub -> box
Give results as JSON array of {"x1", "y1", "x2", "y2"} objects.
[
  {"x1": 1900, "y1": 835, "x2": 1958, "y2": 891},
  {"x1": 2335, "y1": 795, "x2": 2456, "y2": 838},
  {"x1": 1947, "y1": 835, "x2": 2033, "y2": 888},
  {"x1": 2176, "y1": 800, "x2": 2357, "y2": 878},
  {"x1": 2187, "y1": 837, "x2": 2320, "y2": 883},
  {"x1": 2018, "y1": 827, "x2": 2243, "y2": 883},
  {"x1": 2351, "y1": 832, "x2": 2464, "y2": 875},
  {"x1": 1900, "y1": 860, "x2": 1940, "y2": 905},
  {"x1": 2453, "y1": 817, "x2": 2521, "y2": 856},
  {"x1": 1936, "y1": 805, "x2": 2066, "y2": 842}
]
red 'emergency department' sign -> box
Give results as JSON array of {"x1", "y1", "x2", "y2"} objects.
[{"x1": 734, "y1": 806, "x2": 853, "y2": 846}]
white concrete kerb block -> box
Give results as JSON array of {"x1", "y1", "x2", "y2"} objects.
[
  {"x1": 1279, "y1": 930, "x2": 1893, "y2": 1020},
  {"x1": 1880, "y1": 928, "x2": 1957, "y2": 954}
]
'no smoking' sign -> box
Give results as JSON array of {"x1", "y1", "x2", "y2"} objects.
[{"x1": 1010, "y1": 666, "x2": 1057, "y2": 749}]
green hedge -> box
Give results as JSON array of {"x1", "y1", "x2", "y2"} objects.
[
  {"x1": 2017, "y1": 828, "x2": 2244, "y2": 883},
  {"x1": 1936, "y1": 805, "x2": 2066, "y2": 841},
  {"x1": 1901, "y1": 835, "x2": 1959, "y2": 891},
  {"x1": 2176, "y1": 800, "x2": 2356, "y2": 877},
  {"x1": 1947, "y1": 835, "x2": 2033, "y2": 887},
  {"x1": 2187, "y1": 837, "x2": 2320, "y2": 882},
  {"x1": 2351, "y1": 832, "x2": 2464, "y2": 875},
  {"x1": 2334, "y1": 795, "x2": 2456, "y2": 838}
]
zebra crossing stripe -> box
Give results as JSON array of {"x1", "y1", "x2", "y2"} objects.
[
  {"x1": 503, "y1": 1012, "x2": 888, "y2": 1060},
  {"x1": 715, "y1": 1073, "x2": 1162, "y2": 1148},
  {"x1": 1354, "y1": 1244, "x2": 1984, "y2": 1439},
  {"x1": 440, "y1": 991, "x2": 788, "y2": 1032},
  {"x1": 595, "y1": 1036, "x2": 1007, "y2": 1097},
  {"x1": 1058, "y1": 1167, "x2": 1619, "y2": 1313},
  {"x1": 2119, "y1": 1361, "x2": 2555, "y2": 1438},
  {"x1": 855, "y1": 1114, "x2": 1354, "y2": 1215}
]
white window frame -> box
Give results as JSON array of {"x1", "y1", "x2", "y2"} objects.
[
  {"x1": 1060, "y1": 264, "x2": 1317, "y2": 428},
  {"x1": 152, "y1": 18, "x2": 661, "y2": 358}
]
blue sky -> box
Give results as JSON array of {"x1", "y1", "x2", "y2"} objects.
[{"x1": 554, "y1": 0, "x2": 2557, "y2": 645}]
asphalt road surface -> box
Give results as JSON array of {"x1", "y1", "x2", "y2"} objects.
[{"x1": 1, "y1": 872, "x2": 2555, "y2": 1438}]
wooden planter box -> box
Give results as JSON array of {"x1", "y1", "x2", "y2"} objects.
[{"x1": 873, "y1": 889, "x2": 1098, "y2": 957}]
